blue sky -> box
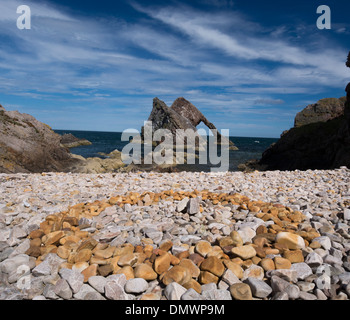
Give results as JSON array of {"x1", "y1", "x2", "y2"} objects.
[{"x1": 0, "y1": 0, "x2": 349, "y2": 138}]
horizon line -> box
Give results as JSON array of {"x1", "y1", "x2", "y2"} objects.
[{"x1": 53, "y1": 128, "x2": 279, "y2": 139}]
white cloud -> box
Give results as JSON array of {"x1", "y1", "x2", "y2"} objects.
[
  {"x1": 0, "y1": 0, "x2": 348, "y2": 135},
  {"x1": 132, "y1": 2, "x2": 348, "y2": 81}
]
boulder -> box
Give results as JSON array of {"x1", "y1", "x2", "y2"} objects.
[{"x1": 276, "y1": 232, "x2": 305, "y2": 250}]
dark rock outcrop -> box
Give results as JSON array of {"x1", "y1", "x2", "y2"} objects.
[
  {"x1": 0, "y1": 106, "x2": 80, "y2": 173},
  {"x1": 242, "y1": 52, "x2": 350, "y2": 172},
  {"x1": 171, "y1": 97, "x2": 237, "y2": 148},
  {"x1": 141, "y1": 98, "x2": 197, "y2": 141},
  {"x1": 258, "y1": 114, "x2": 350, "y2": 171},
  {"x1": 141, "y1": 97, "x2": 238, "y2": 150},
  {"x1": 60, "y1": 133, "x2": 92, "y2": 149},
  {"x1": 346, "y1": 52, "x2": 350, "y2": 122}
]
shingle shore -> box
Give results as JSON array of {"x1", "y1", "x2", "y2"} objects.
[{"x1": 0, "y1": 168, "x2": 350, "y2": 300}]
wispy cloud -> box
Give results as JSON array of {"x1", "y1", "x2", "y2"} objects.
[
  {"x1": 0, "y1": 0, "x2": 348, "y2": 137},
  {"x1": 254, "y1": 99, "x2": 285, "y2": 105},
  {"x1": 131, "y1": 2, "x2": 348, "y2": 80}
]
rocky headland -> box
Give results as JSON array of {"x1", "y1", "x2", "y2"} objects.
[
  {"x1": 0, "y1": 106, "x2": 80, "y2": 174},
  {"x1": 240, "y1": 52, "x2": 350, "y2": 172},
  {"x1": 257, "y1": 96, "x2": 350, "y2": 171},
  {"x1": 0, "y1": 106, "x2": 125, "y2": 174}
]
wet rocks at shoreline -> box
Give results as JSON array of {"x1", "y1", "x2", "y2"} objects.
[
  {"x1": 60, "y1": 134, "x2": 92, "y2": 149},
  {"x1": 70, "y1": 149, "x2": 126, "y2": 174},
  {"x1": 1, "y1": 168, "x2": 350, "y2": 300}
]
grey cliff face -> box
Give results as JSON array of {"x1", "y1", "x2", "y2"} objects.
[{"x1": 0, "y1": 106, "x2": 79, "y2": 173}]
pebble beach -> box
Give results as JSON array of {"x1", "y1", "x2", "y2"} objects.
[{"x1": 1, "y1": 168, "x2": 350, "y2": 300}]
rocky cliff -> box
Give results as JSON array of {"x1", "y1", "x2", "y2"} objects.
[
  {"x1": 346, "y1": 52, "x2": 350, "y2": 122},
  {"x1": 240, "y1": 52, "x2": 350, "y2": 172},
  {"x1": 0, "y1": 106, "x2": 125, "y2": 174},
  {"x1": 294, "y1": 97, "x2": 346, "y2": 128},
  {"x1": 258, "y1": 111, "x2": 350, "y2": 171},
  {"x1": 255, "y1": 54, "x2": 350, "y2": 171},
  {"x1": 0, "y1": 106, "x2": 80, "y2": 173}
]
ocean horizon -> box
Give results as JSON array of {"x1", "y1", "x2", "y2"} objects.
[{"x1": 55, "y1": 129, "x2": 278, "y2": 172}]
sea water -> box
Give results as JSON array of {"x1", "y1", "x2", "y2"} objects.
[{"x1": 55, "y1": 130, "x2": 278, "y2": 172}]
